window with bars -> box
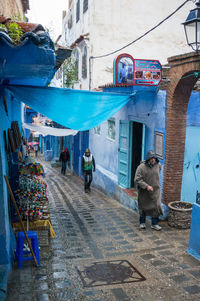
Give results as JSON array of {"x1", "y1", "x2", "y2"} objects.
[
  {"x1": 94, "y1": 125, "x2": 101, "y2": 135},
  {"x1": 68, "y1": 15, "x2": 73, "y2": 29},
  {"x1": 76, "y1": 0, "x2": 80, "y2": 22},
  {"x1": 107, "y1": 119, "x2": 116, "y2": 140},
  {"x1": 83, "y1": 0, "x2": 88, "y2": 13},
  {"x1": 74, "y1": 49, "x2": 79, "y2": 79},
  {"x1": 82, "y1": 45, "x2": 87, "y2": 78}
]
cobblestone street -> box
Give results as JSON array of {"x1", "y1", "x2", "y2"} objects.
[{"x1": 5, "y1": 159, "x2": 200, "y2": 301}]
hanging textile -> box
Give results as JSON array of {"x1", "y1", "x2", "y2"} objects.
[
  {"x1": 23, "y1": 123, "x2": 78, "y2": 136},
  {"x1": 6, "y1": 85, "x2": 133, "y2": 131}
]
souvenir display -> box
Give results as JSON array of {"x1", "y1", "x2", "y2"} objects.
[
  {"x1": 15, "y1": 174, "x2": 49, "y2": 222},
  {"x1": 19, "y1": 162, "x2": 45, "y2": 176}
]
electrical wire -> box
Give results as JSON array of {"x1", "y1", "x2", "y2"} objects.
[{"x1": 90, "y1": 0, "x2": 192, "y2": 60}]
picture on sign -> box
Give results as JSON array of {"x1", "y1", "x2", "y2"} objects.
[
  {"x1": 134, "y1": 59, "x2": 162, "y2": 86},
  {"x1": 113, "y1": 54, "x2": 162, "y2": 86},
  {"x1": 113, "y1": 54, "x2": 134, "y2": 85}
]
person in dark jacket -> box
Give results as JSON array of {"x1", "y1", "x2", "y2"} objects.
[
  {"x1": 134, "y1": 150, "x2": 163, "y2": 231},
  {"x1": 59, "y1": 148, "x2": 70, "y2": 175},
  {"x1": 82, "y1": 148, "x2": 95, "y2": 193},
  {"x1": 34, "y1": 144, "x2": 39, "y2": 157}
]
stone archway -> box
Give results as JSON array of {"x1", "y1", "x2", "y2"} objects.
[{"x1": 163, "y1": 52, "x2": 200, "y2": 204}]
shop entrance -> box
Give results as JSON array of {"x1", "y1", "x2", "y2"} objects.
[
  {"x1": 118, "y1": 120, "x2": 145, "y2": 188},
  {"x1": 130, "y1": 121, "x2": 144, "y2": 187}
]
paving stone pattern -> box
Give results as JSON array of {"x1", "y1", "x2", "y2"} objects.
[{"x1": 5, "y1": 159, "x2": 200, "y2": 301}]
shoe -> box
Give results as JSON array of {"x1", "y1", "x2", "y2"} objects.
[
  {"x1": 88, "y1": 187, "x2": 91, "y2": 192},
  {"x1": 85, "y1": 189, "x2": 88, "y2": 193},
  {"x1": 139, "y1": 223, "x2": 146, "y2": 229},
  {"x1": 151, "y1": 224, "x2": 162, "y2": 231}
]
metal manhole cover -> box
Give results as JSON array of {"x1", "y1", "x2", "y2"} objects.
[{"x1": 76, "y1": 260, "x2": 146, "y2": 287}]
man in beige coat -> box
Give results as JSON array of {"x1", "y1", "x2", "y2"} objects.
[{"x1": 134, "y1": 150, "x2": 163, "y2": 230}]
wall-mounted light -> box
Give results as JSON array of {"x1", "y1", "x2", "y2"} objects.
[{"x1": 183, "y1": 0, "x2": 200, "y2": 52}]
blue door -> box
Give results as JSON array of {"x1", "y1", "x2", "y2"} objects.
[
  {"x1": 73, "y1": 132, "x2": 80, "y2": 175},
  {"x1": 118, "y1": 121, "x2": 130, "y2": 188},
  {"x1": 81, "y1": 131, "x2": 89, "y2": 158},
  {"x1": 73, "y1": 131, "x2": 89, "y2": 175}
]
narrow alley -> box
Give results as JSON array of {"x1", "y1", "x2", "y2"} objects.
[{"x1": 5, "y1": 159, "x2": 200, "y2": 301}]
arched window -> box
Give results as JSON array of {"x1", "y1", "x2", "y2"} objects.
[
  {"x1": 68, "y1": 15, "x2": 73, "y2": 29},
  {"x1": 76, "y1": 0, "x2": 80, "y2": 23},
  {"x1": 82, "y1": 45, "x2": 87, "y2": 78},
  {"x1": 74, "y1": 49, "x2": 79, "y2": 80},
  {"x1": 83, "y1": 0, "x2": 88, "y2": 13}
]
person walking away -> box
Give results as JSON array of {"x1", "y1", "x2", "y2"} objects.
[
  {"x1": 134, "y1": 150, "x2": 163, "y2": 231},
  {"x1": 82, "y1": 148, "x2": 95, "y2": 193},
  {"x1": 59, "y1": 148, "x2": 70, "y2": 175},
  {"x1": 34, "y1": 144, "x2": 39, "y2": 157}
]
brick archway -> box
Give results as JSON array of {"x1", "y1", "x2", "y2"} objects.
[{"x1": 163, "y1": 52, "x2": 200, "y2": 204}]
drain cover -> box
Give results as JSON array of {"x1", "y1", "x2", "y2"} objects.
[{"x1": 76, "y1": 260, "x2": 146, "y2": 287}]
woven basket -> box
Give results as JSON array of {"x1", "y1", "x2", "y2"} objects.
[{"x1": 168, "y1": 201, "x2": 192, "y2": 229}]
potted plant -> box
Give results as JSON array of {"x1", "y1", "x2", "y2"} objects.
[
  {"x1": 0, "y1": 24, "x2": 8, "y2": 34},
  {"x1": 168, "y1": 201, "x2": 192, "y2": 229},
  {"x1": 6, "y1": 22, "x2": 23, "y2": 45}
]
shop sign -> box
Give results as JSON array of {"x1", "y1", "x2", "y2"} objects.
[{"x1": 113, "y1": 53, "x2": 162, "y2": 86}]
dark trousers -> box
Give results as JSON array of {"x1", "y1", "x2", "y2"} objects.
[
  {"x1": 84, "y1": 170, "x2": 92, "y2": 190},
  {"x1": 139, "y1": 210, "x2": 159, "y2": 226},
  {"x1": 61, "y1": 161, "x2": 67, "y2": 174}
]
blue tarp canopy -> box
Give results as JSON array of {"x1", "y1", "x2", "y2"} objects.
[{"x1": 6, "y1": 85, "x2": 133, "y2": 131}]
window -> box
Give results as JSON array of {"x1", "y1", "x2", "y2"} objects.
[
  {"x1": 56, "y1": 68, "x2": 62, "y2": 80},
  {"x1": 68, "y1": 15, "x2": 73, "y2": 29},
  {"x1": 73, "y1": 49, "x2": 79, "y2": 80},
  {"x1": 107, "y1": 119, "x2": 115, "y2": 140},
  {"x1": 82, "y1": 45, "x2": 87, "y2": 78},
  {"x1": 76, "y1": 0, "x2": 80, "y2": 22},
  {"x1": 155, "y1": 131, "x2": 164, "y2": 159},
  {"x1": 94, "y1": 125, "x2": 100, "y2": 135},
  {"x1": 83, "y1": 0, "x2": 88, "y2": 13}
]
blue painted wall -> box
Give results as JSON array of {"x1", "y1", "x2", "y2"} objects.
[
  {"x1": 181, "y1": 91, "x2": 200, "y2": 203},
  {"x1": 0, "y1": 28, "x2": 57, "y2": 299},
  {"x1": 89, "y1": 86, "x2": 200, "y2": 208},
  {"x1": 89, "y1": 86, "x2": 166, "y2": 201},
  {"x1": 187, "y1": 203, "x2": 200, "y2": 261},
  {"x1": 0, "y1": 89, "x2": 20, "y2": 277}
]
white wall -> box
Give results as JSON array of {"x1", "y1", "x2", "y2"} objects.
[{"x1": 63, "y1": 0, "x2": 194, "y2": 89}]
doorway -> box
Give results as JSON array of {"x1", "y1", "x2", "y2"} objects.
[
  {"x1": 118, "y1": 120, "x2": 145, "y2": 188},
  {"x1": 130, "y1": 121, "x2": 143, "y2": 187}
]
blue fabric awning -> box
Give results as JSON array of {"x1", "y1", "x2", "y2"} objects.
[{"x1": 6, "y1": 85, "x2": 133, "y2": 131}]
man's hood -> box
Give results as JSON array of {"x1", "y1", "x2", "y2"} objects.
[{"x1": 145, "y1": 150, "x2": 159, "y2": 163}]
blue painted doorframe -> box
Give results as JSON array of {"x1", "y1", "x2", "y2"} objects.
[
  {"x1": 118, "y1": 121, "x2": 130, "y2": 188},
  {"x1": 73, "y1": 132, "x2": 80, "y2": 175},
  {"x1": 118, "y1": 120, "x2": 145, "y2": 188},
  {"x1": 142, "y1": 124, "x2": 146, "y2": 161},
  {"x1": 129, "y1": 121, "x2": 145, "y2": 187}
]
